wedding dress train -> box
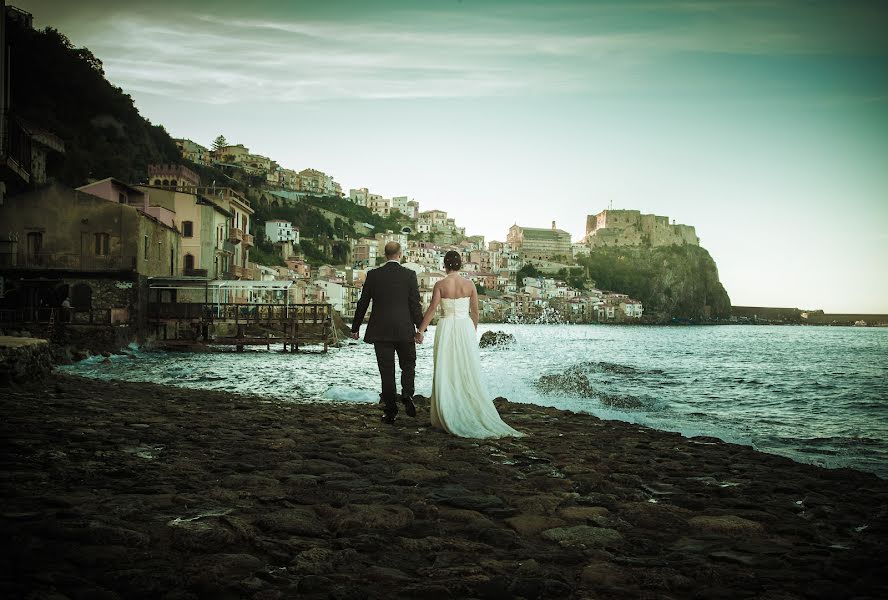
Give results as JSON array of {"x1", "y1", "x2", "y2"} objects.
[{"x1": 429, "y1": 297, "x2": 523, "y2": 438}]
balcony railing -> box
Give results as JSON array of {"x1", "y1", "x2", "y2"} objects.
[
  {"x1": 228, "y1": 228, "x2": 243, "y2": 244},
  {"x1": 183, "y1": 268, "x2": 209, "y2": 278},
  {"x1": 242, "y1": 233, "x2": 254, "y2": 248},
  {"x1": 0, "y1": 252, "x2": 137, "y2": 271}
]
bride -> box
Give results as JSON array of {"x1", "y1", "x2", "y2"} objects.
[{"x1": 416, "y1": 251, "x2": 523, "y2": 439}]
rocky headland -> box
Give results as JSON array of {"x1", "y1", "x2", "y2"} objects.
[{"x1": 1, "y1": 374, "x2": 886, "y2": 600}]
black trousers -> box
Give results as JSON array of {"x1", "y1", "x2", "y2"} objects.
[{"x1": 374, "y1": 339, "x2": 416, "y2": 411}]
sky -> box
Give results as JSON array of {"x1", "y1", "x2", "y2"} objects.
[{"x1": 17, "y1": 0, "x2": 888, "y2": 312}]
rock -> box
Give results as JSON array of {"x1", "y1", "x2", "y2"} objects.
[
  {"x1": 505, "y1": 515, "x2": 565, "y2": 536},
  {"x1": 558, "y1": 506, "x2": 610, "y2": 521},
  {"x1": 190, "y1": 553, "x2": 263, "y2": 578},
  {"x1": 83, "y1": 523, "x2": 150, "y2": 547},
  {"x1": 428, "y1": 484, "x2": 511, "y2": 515},
  {"x1": 256, "y1": 509, "x2": 328, "y2": 537},
  {"x1": 395, "y1": 466, "x2": 447, "y2": 483},
  {"x1": 291, "y1": 547, "x2": 335, "y2": 574},
  {"x1": 688, "y1": 515, "x2": 764, "y2": 535},
  {"x1": 541, "y1": 525, "x2": 623, "y2": 549},
  {"x1": 581, "y1": 561, "x2": 630, "y2": 586},
  {"x1": 479, "y1": 330, "x2": 516, "y2": 348},
  {"x1": 335, "y1": 505, "x2": 414, "y2": 531},
  {"x1": 169, "y1": 519, "x2": 238, "y2": 550}
]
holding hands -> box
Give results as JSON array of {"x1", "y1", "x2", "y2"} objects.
[{"x1": 414, "y1": 331, "x2": 424, "y2": 344}]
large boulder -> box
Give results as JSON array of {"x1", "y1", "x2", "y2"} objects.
[{"x1": 479, "y1": 330, "x2": 516, "y2": 348}]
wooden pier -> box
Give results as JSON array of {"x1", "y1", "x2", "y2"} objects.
[{"x1": 148, "y1": 302, "x2": 338, "y2": 352}]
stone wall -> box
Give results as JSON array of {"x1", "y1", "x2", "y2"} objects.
[
  {"x1": 0, "y1": 337, "x2": 53, "y2": 384},
  {"x1": 584, "y1": 209, "x2": 699, "y2": 248}
]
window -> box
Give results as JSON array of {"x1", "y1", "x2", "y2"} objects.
[
  {"x1": 184, "y1": 254, "x2": 195, "y2": 271},
  {"x1": 153, "y1": 179, "x2": 162, "y2": 185},
  {"x1": 118, "y1": 192, "x2": 126, "y2": 204},
  {"x1": 143, "y1": 235, "x2": 149, "y2": 260},
  {"x1": 26, "y1": 232, "x2": 43, "y2": 260},
  {"x1": 182, "y1": 221, "x2": 193, "y2": 238},
  {"x1": 94, "y1": 233, "x2": 110, "y2": 256}
]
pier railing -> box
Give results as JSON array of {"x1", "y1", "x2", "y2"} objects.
[{"x1": 147, "y1": 302, "x2": 331, "y2": 324}]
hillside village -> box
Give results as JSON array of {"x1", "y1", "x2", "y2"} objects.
[
  {"x1": 142, "y1": 136, "x2": 678, "y2": 324},
  {"x1": 0, "y1": 7, "x2": 719, "y2": 344}
]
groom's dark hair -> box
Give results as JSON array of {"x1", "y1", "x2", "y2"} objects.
[{"x1": 384, "y1": 241, "x2": 401, "y2": 258}]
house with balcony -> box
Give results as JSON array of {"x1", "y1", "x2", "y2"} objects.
[{"x1": 135, "y1": 183, "x2": 234, "y2": 280}]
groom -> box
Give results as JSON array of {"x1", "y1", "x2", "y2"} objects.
[{"x1": 351, "y1": 242, "x2": 423, "y2": 424}]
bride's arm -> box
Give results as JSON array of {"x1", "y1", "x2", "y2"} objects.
[
  {"x1": 417, "y1": 284, "x2": 442, "y2": 334},
  {"x1": 469, "y1": 284, "x2": 479, "y2": 329}
]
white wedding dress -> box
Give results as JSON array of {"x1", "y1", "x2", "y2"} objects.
[{"x1": 429, "y1": 297, "x2": 524, "y2": 438}]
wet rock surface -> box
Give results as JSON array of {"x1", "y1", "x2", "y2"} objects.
[
  {"x1": 1, "y1": 373, "x2": 887, "y2": 599},
  {"x1": 478, "y1": 330, "x2": 517, "y2": 348}
]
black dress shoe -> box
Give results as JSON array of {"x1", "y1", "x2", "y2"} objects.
[
  {"x1": 400, "y1": 395, "x2": 417, "y2": 417},
  {"x1": 381, "y1": 411, "x2": 397, "y2": 424}
]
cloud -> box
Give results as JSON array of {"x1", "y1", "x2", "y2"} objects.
[{"x1": 26, "y1": 0, "x2": 888, "y2": 104}]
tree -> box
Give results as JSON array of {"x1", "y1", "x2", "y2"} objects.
[
  {"x1": 212, "y1": 135, "x2": 228, "y2": 152},
  {"x1": 515, "y1": 263, "x2": 541, "y2": 287}
]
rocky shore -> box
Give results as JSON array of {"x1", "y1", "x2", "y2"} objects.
[{"x1": 1, "y1": 375, "x2": 886, "y2": 600}]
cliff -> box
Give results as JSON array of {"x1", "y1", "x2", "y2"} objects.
[
  {"x1": 578, "y1": 244, "x2": 731, "y2": 320},
  {"x1": 7, "y1": 20, "x2": 180, "y2": 186}
]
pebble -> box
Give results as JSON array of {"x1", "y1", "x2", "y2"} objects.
[{"x1": 0, "y1": 373, "x2": 886, "y2": 599}]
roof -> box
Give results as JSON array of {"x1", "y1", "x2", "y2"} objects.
[
  {"x1": 520, "y1": 227, "x2": 571, "y2": 240},
  {"x1": 77, "y1": 177, "x2": 145, "y2": 197}
]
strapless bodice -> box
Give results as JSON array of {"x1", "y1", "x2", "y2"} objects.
[{"x1": 440, "y1": 296, "x2": 470, "y2": 319}]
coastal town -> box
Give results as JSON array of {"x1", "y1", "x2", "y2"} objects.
[
  {"x1": 2, "y1": 132, "x2": 680, "y2": 337},
  {"x1": 0, "y1": 4, "x2": 703, "y2": 344}
]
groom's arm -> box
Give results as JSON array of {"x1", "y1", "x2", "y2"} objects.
[
  {"x1": 408, "y1": 271, "x2": 422, "y2": 328},
  {"x1": 351, "y1": 274, "x2": 373, "y2": 335}
]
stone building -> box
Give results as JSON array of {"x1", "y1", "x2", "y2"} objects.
[
  {"x1": 506, "y1": 222, "x2": 572, "y2": 261},
  {"x1": 583, "y1": 209, "x2": 699, "y2": 248},
  {"x1": 0, "y1": 183, "x2": 179, "y2": 333}
]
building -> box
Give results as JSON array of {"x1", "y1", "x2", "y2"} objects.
[
  {"x1": 173, "y1": 139, "x2": 210, "y2": 165},
  {"x1": 278, "y1": 168, "x2": 299, "y2": 190},
  {"x1": 583, "y1": 209, "x2": 699, "y2": 248},
  {"x1": 391, "y1": 196, "x2": 419, "y2": 220},
  {"x1": 506, "y1": 222, "x2": 572, "y2": 261},
  {"x1": 353, "y1": 238, "x2": 379, "y2": 267},
  {"x1": 368, "y1": 196, "x2": 392, "y2": 217},
  {"x1": 136, "y1": 184, "x2": 242, "y2": 281},
  {"x1": 0, "y1": 183, "x2": 180, "y2": 331},
  {"x1": 77, "y1": 178, "x2": 176, "y2": 229},
  {"x1": 265, "y1": 220, "x2": 299, "y2": 244},
  {"x1": 148, "y1": 164, "x2": 200, "y2": 193},
  {"x1": 214, "y1": 144, "x2": 249, "y2": 163},
  {"x1": 296, "y1": 168, "x2": 342, "y2": 196}
]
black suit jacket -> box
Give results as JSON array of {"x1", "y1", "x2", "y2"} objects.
[{"x1": 352, "y1": 262, "x2": 423, "y2": 343}]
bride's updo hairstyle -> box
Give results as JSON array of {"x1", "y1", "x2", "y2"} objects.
[{"x1": 443, "y1": 250, "x2": 462, "y2": 272}]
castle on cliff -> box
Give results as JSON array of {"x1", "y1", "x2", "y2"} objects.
[{"x1": 582, "y1": 210, "x2": 699, "y2": 248}]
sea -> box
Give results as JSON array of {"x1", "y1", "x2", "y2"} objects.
[{"x1": 60, "y1": 324, "x2": 888, "y2": 479}]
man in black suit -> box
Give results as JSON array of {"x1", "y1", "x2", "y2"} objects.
[{"x1": 351, "y1": 242, "x2": 423, "y2": 423}]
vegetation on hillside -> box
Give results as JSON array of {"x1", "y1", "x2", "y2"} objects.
[
  {"x1": 577, "y1": 245, "x2": 731, "y2": 320},
  {"x1": 300, "y1": 195, "x2": 410, "y2": 233},
  {"x1": 8, "y1": 23, "x2": 180, "y2": 185}
]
